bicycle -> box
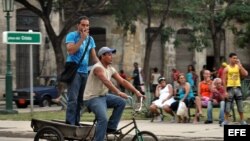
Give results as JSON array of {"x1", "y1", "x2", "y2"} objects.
[
  {"x1": 32, "y1": 97, "x2": 158, "y2": 141},
  {"x1": 104, "y1": 96, "x2": 158, "y2": 141}
]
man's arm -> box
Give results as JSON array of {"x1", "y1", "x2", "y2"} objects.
[
  {"x1": 90, "y1": 48, "x2": 99, "y2": 64},
  {"x1": 94, "y1": 67, "x2": 123, "y2": 97},
  {"x1": 238, "y1": 63, "x2": 248, "y2": 77},
  {"x1": 67, "y1": 31, "x2": 88, "y2": 54},
  {"x1": 112, "y1": 73, "x2": 143, "y2": 97}
]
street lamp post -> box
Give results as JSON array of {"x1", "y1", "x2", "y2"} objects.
[{"x1": 0, "y1": 0, "x2": 17, "y2": 114}]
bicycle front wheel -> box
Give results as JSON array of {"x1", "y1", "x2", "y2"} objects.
[{"x1": 132, "y1": 131, "x2": 158, "y2": 141}]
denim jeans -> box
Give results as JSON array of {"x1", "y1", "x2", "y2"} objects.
[
  {"x1": 85, "y1": 94, "x2": 126, "y2": 141},
  {"x1": 207, "y1": 100, "x2": 225, "y2": 122},
  {"x1": 66, "y1": 73, "x2": 87, "y2": 125}
]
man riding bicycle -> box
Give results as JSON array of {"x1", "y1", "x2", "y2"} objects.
[{"x1": 83, "y1": 47, "x2": 144, "y2": 141}]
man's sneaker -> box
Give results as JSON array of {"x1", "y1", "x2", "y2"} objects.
[
  {"x1": 204, "y1": 120, "x2": 213, "y2": 124},
  {"x1": 106, "y1": 128, "x2": 121, "y2": 134},
  {"x1": 219, "y1": 121, "x2": 223, "y2": 125},
  {"x1": 220, "y1": 121, "x2": 229, "y2": 126},
  {"x1": 240, "y1": 121, "x2": 248, "y2": 125}
]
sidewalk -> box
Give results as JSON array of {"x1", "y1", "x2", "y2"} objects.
[
  {"x1": 0, "y1": 120, "x2": 224, "y2": 141},
  {"x1": 0, "y1": 100, "x2": 225, "y2": 140}
]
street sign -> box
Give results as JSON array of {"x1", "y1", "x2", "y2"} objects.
[{"x1": 2, "y1": 31, "x2": 42, "y2": 44}]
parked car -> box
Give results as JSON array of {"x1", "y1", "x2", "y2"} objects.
[{"x1": 13, "y1": 86, "x2": 59, "y2": 108}]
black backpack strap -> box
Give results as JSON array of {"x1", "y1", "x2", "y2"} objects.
[{"x1": 77, "y1": 36, "x2": 91, "y2": 67}]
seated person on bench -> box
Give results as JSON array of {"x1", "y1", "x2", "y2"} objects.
[
  {"x1": 204, "y1": 78, "x2": 225, "y2": 124},
  {"x1": 171, "y1": 73, "x2": 202, "y2": 123},
  {"x1": 198, "y1": 70, "x2": 212, "y2": 108},
  {"x1": 149, "y1": 77, "x2": 176, "y2": 122}
]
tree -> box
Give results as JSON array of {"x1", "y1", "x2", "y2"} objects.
[
  {"x1": 15, "y1": 0, "x2": 106, "y2": 74},
  {"x1": 111, "y1": 0, "x2": 171, "y2": 86},
  {"x1": 15, "y1": 0, "x2": 107, "y2": 93},
  {"x1": 178, "y1": 0, "x2": 250, "y2": 68},
  {"x1": 226, "y1": 1, "x2": 250, "y2": 48}
]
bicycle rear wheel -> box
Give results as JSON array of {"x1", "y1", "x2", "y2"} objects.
[
  {"x1": 34, "y1": 126, "x2": 64, "y2": 141},
  {"x1": 132, "y1": 131, "x2": 158, "y2": 141}
]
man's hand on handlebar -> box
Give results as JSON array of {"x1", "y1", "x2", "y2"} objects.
[
  {"x1": 135, "y1": 91, "x2": 146, "y2": 100},
  {"x1": 118, "y1": 92, "x2": 129, "y2": 99}
]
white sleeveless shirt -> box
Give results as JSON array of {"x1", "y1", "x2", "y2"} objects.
[{"x1": 84, "y1": 62, "x2": 117, "y2": 100}]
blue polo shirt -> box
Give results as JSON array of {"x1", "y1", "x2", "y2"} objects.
[{"x1": 65, "y1": 31, "x2": 95, "y2": 73}]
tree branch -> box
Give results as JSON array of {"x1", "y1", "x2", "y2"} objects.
[{"x1": 58, "y1": 0, "x2": 107, "y2": 40}]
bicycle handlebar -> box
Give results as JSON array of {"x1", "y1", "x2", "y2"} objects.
[{"x1": 127, "y1": 96, "x2": 143, "y2": 112}]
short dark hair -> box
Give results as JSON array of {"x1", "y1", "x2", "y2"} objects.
[
  {"x1": 77, "y1": 16, "x2": 89, "y2": 24},
  {"x1": 229, "y1": 52, "x2": 237, "y2": 58},
  {"x1": 153, "y1": 67, "x2": 158, "y2": 72}
]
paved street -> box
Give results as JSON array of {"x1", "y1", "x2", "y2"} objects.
[
  {"x1": 0, "y1": 119, "x2": 225, "y2": 141},
  {"x1": 0, "y1": 100, "x2": 248, "y2": 141},
  {"x1": 0, "y1": 137, "x2": 33, "y2": 141}
]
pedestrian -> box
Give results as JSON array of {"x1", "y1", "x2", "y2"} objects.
[
  {"x1": 65, "y1": 16, "x2": 98, "y2": 125},
  {"x1": 221, "y1": 52, "x2": 248, "y2": 125},
  {"x1": 200, "y1": 65, "x2": 207, "y2": 81},
  {"x1": 150, "y1": 67, "x2": 161, "y2": 100},
  {"x1": 132, "y1": 62, "x2": 145, "y2": 94},
  {"x1": 211, "y1": 66, "x2": 217, "y2": 80},
  {"x1": 119, "y1": 69, "x2": 127, "y2": 92},
  {"x1": 83, "y1": 46, "x2": 144, "y2": 141},
  {"x1": 186, "y1": 65, "x2": 198, "y2": 92},
  {"x1": 217, "y1": 62, "x2": 227, "y2": 79}
]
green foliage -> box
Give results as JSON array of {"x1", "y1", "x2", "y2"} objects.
[
  {"x1": 160, "y1": 27, "x2": 175, "y2": 44},
  {"x1": 109, "y1": 0, "x2": 142, "y2": 33},
  {"x1": 241, "y1": 79, "x2": 250, "y2": 100},
  {"x1": 226, "y1": 2, "x2": 250, "y2": 48},
  {"x1": 172, "y1": 0, "x2": 211, "y2": 51},
  {"x1": 226, "y1": 1, "x2": 250, "y2": 22},
  {"x1": 189, "y1": 32, "x2": 210, "y2": 52},
  {"x1": 232, "y1": 23, "x2": 250, "y2": 48},
  {"x1": 110, "y1": 0, "x2": 172, "y2": 34}
]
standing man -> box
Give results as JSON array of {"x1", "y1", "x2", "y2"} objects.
[
  {"x1": 132, "y1": 62, "x2": 145, "y2": 94},
  {"x1": 65, "y1": 16, "x2": 98, "y2": 125},
  {"x1": 84, "y1": 47, "x2": 144, "y2": 141},
  {"x1": 222, "y1": 53, "x2": 248, "y2": 125}
]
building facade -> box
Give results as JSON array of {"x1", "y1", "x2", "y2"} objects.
[{"x1": 0, "y1": 2, "x2": 250, "y2": 98}]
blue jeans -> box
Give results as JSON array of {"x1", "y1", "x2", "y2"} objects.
[
  {"x1": 85, "y1": 94, "x2": 126, "y2": 141},
  {"x1": 207, "y1": 100, "x2": 225, "y2": 122},
  {"x1": 66, "y1": 73, "x2": 87, "y2": 125}
]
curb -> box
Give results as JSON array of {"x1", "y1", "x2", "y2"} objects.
[{"x1": 0, "y1": 131, "x2": 35, "y2": 138}]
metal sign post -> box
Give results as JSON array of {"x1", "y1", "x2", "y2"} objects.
[{"x1": 2, "y1": 30, "x2": 42, "y2": 114}]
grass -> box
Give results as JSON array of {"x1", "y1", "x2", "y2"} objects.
[
  {"x1": 0, "y1": 107, "x2": 147, "y2": 121},
  {"x1": 0, "y1": 102, "x2": 249, "y2": 123}
]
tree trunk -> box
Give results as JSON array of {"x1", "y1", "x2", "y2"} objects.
[
  {"x1": 50, "y1": 38, "x2": 66, "y2": 95},
  {"x1": 213, "y1": 31, "x2": 222, "y2": 69},
  {"x1": 143, "y1": 35, "x2": 154, "y2": 88}
]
